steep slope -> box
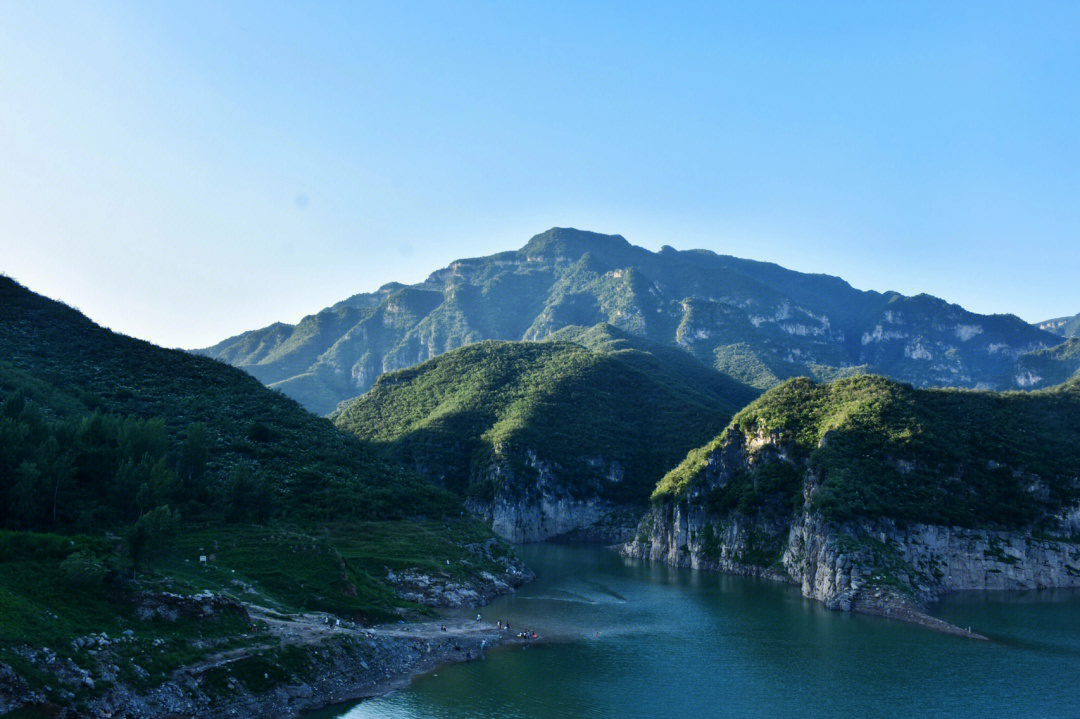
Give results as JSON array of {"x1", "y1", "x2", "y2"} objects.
[
  {"x1": 1039, "y1": 313, "x2": 1080, "y2": 338},
  {"x1": 0, "y1": 276, "x2": 456, "y2": 526},
  {"x1": 197, "y1": 228, "x2": 1060, "y2": 414},
  {"x1": 1013, "y1": 338, "x2": 1080, "y2": 387},
  {"x1": 332, "y1": 326, "x2": 757, "y2": 541},
  {"x1": 627, "y1": 375, "x2": 1080, "y2": 632},
  {"x1": 0, "y1": 277, "x2": 530, "y2": 712}
]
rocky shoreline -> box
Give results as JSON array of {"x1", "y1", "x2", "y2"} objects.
[
  {"x1": 4, "y1": 615, "x2": 533, "y2": 719},
  {"x1": 621, "y1": 500, "x2": 1079, "y2": 638},
  {"x1": 0, "y1": 546, "x2": 536, "y2": 719}
]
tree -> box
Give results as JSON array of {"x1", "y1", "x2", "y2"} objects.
[
  {"x1": 128, "y1": 505, "x2": 179, "y2": 574},
  {"x1": 223, "y1": 464, "x2": 272, "y2": 523},
  {"x1": 176, "y1": 423, "x2": 209, "y2": 484}
]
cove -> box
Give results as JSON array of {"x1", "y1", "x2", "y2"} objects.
[{"x1": 311, "y1": 544, "x2": 1080, "y2": 719}]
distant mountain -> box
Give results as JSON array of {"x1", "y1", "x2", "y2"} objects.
[
  {"x1": 1039, "y1": 313, "x2": 1080, "y2": 338},
  {"x1": 1013, "y1": 338, "x2": 1080, "y2": 387},
  {"x1": 332, "y1": 325, "x2": 758, "y2": 541},
  {"x1": 197, "y1": 228, "x2": 1063, "y2": 414},
  {"x1": 633, "y1": 374, "x2": 1080, "y2": 631}
]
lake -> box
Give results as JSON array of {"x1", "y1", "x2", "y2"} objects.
[{"x1": 312, "y1": 543, "x2": 1080, "y2": 719}]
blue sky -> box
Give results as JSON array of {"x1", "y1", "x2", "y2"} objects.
[{"x1": 3, "y1": 1, "x2": 1078, "y2": 348}]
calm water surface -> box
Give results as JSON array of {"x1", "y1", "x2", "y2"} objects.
[{"x1": 314, "y1": 544, "x2": 1080, "y2": 719}]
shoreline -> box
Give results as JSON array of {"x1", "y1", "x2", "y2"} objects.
[
  {"x1": 849, "y1": 595, "x2": 989, "y2": 640},
  {"x1": 68, "y1": 615, "x2": 537, "y2": 719},
  {"x1": 614, "y1": 543, "x2": 991, "y2": 640}
]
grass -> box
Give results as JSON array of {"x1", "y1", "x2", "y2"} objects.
[{"x1": 0, "y1": 517, "x2": 510, "y2": 703}]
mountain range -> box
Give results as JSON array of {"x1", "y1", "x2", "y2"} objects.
[
  {"x1": 3, "y1": 235, "x2": 1080, "y2": 712},
  {"x1": 197, "y1": 228, "x2": 1071, "y2": 415}
]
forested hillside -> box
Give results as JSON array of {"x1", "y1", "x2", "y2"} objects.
[
  {"x1": 0, "y1": 276, "x2": 457, "y2": 530},
  {"x1": 0, "y1": 277, "x2": 525, "y2": 710},
  {"x1": 332, "y1": 325, "x2": 758, "y2": 541}
]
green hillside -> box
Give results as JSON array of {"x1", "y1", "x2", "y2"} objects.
[
  {"x1": 0, "y1": 278, "x2": 522, "y2": 707},
  {"x1": 1013, "y1": 339, "x2": 1080, "y2": 388},
  {"x1": 655, "y1": 374, "x2": 1080, "y2": 530},
  {"x1": 332, "y1": 326, "x2": 757, "y2": 507},
  {"x1": 198, "y1": 228, "x2": 1061, "y2": 414},
  {"x1": 0, "y1": 276, "x2": 457, "y2": 529}
]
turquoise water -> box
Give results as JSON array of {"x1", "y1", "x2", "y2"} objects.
[{"x1": 318, "y1": 544, "x2": 1080, "y2": 719}]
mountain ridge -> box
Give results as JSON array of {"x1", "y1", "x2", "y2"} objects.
[{"x1": 195, "y1": 228, "x2": 1064, "y2": 414}]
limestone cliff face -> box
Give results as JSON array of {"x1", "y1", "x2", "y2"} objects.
[
  {"x1": 468, "y1": 495, "x2": 633, "y2": 544},
  {"x1": 467, "y1": 448, "x2": 641, "y2": 544},
  {"x1": 624, "y1": 429, "x2": 1080, "y2": 626}
]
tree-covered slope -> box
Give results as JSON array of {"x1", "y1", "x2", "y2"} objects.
[
  {"x1": 655, "y1": 374, "x2": 1080, "y2": 529},
  {"x1": 1013, "y1": 338, "x2": 1080, "y2": 388},
  {"x1": 0, "y1": 278, "x2": 536, "y2": 712},
  {"x1": 0, "y1": 276, "x2": 458, "y2": 529},
  {"x1": 197, "y1": 228, "x2": 1061, "y2": 414},
  {"x1": 332, "y1": 327, "x2": 756, "y2": 512}
]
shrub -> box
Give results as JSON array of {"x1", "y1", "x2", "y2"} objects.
[{"x1": 59, "y1": 550, "x2": 108, "y2": 586}]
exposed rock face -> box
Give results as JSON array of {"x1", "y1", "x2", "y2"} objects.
[
  {"x1": 625, "y1": 426, "x2": 1080, "y2": 631},
  {"x1": 626, "y1": 500, "x2": 1080, "y2": 632},
  {"x1": 384, "y1": 538, "x2": 535, "y2": 605},
  {"x1": 3, "y1": 619, "x2": 513, "y2": 719},
  {"x1": 468, "y1": 495, "x2": 639, "y2": 544},
  {"x1": 784, "y1": 515, "x2": 1080, "y2": 609},
  {"x1": 466, "y1": 449, "x2": 641, "y2": 543},
  {"x1": 134, "y1": 591, "x2": 251, "y2": 623}
]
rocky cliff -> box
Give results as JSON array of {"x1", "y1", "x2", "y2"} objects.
[
  {"x1": 627, "y1": 375, "x2": 1080, "y2": 632},
  {"x1": 626, "y1": 502, "x2": 1080, "y2": 633},
  {"x1": 466, "y1": 448, "x2": 642, "y2": 543}
]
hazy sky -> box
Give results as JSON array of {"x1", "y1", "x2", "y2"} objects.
[{"x1": 3, "y1": 1, "x2": 1079, "y2": 348}]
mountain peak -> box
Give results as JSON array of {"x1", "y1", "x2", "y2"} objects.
[{"x1": 520, "y1": 227, "x2": 632, "y2": 260}]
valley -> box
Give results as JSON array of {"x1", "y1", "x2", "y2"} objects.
[{"x1": 2, "y1": 232, "x2": 1079, "y2": 717}]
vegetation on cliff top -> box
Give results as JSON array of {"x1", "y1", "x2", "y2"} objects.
[
  {"x1": 332, "y1": 325, "x2": 757, "y2": 505},
  {"x1": 654, "y1": 374, "x2": 1080, "y2": 530},
  {"x1": 1039, "y1": 312, "x2": 1080, "y2": 338}
]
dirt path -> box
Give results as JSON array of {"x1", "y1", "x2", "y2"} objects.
[{"x1": 183, "y1": 608, "x2": 520, "y2": 676}]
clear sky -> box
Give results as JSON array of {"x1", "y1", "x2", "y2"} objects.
[{"x1": 3, "y1": 1, "x2": 1078, "y2": 348}]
